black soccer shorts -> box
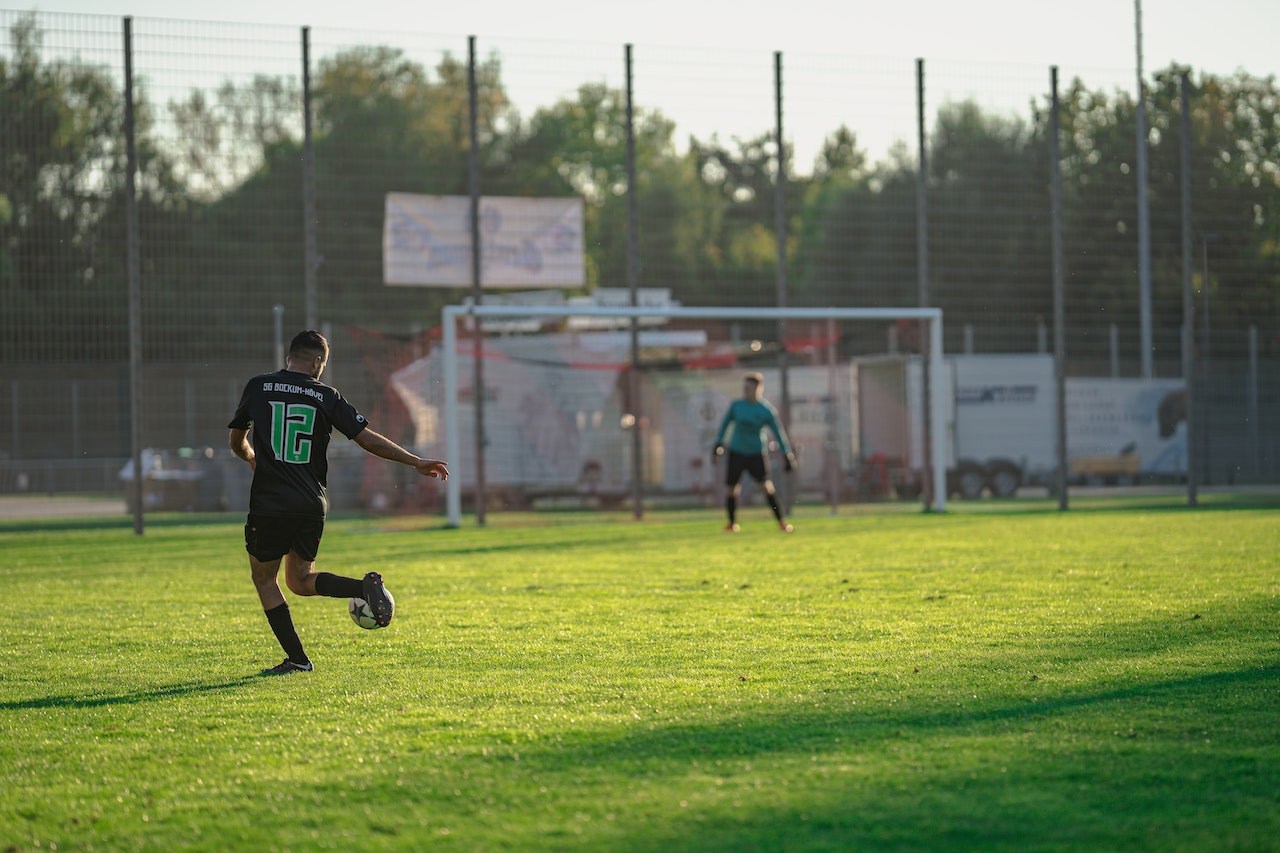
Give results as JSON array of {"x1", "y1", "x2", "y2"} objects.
[
  {"x1": 244, "y1": 513, "x2": 325, "y2": 563},
  {"x1": 725, "y1": 450, "x2": 769, "y2": 487}
]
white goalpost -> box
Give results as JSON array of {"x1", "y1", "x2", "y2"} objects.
[{"x1": 439, "y1": 304, "x2": 946, "y2": 526}]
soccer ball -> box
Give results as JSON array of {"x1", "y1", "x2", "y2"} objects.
[{"x1": 348, "y1": 595, "x2": 390, "y2": 630}]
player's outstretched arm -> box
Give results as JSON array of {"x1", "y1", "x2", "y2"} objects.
[{"x1": 354, "y1": 428, "x2": 449, "y2": 480}]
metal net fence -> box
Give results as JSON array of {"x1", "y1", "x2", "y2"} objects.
[{"x1": 2, "y1": 9, "x2": 1277, "y2": 506}]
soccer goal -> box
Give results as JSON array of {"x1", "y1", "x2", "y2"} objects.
[{"x1": 416, "y1": 304, "x2": 947, "y2": 526}]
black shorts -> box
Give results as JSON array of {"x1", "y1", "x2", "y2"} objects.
[
  {"x1": 726, "y1": 451, "x2": 769, "y2": 487},
  {"x1": 244, "y1": 513, "x2": 325, "y2": 563}
]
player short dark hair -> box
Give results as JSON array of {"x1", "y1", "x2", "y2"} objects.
[
  {"x1": 289, "y1": 330, "x2": 329, "y2": 361},
  {"x1": 744, "y1": 372, "x2": 763, "y2": 386}
]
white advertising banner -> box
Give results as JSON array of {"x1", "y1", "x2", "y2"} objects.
[
  {"x1": 383, "y1": 193, "x2": 585, "y2": 288},
  {"x1": 1066, "y1": 379, "x2": 1188, "y2": 477}
]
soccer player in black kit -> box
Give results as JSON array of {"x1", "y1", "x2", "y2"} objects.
[{"x1": 229, "y1": 330, "x2": 449, "y2": 675}]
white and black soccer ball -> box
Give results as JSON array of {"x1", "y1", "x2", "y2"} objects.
[{"x1": 348, "y1": 595, "x2": 390, "y2": 630}]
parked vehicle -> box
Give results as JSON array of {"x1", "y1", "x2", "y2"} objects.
[
  {"x1": 858, "y1": 354, "x2": 1188, "y2": 498},
  {"x1": 855, "y1": 354, "x2": 1056, "y2": 499}
]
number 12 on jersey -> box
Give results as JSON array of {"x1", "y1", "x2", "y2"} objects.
[{"x1": 269, "y1": 402, "x2": 316, "y2": 463}]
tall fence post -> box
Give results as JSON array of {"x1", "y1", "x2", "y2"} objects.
[
  {"x1": 301, "y1": 27, "x2": 319, "y2": 329},
  {"x1": 624, "y1": 43, "x2": 644, "y2": 520},
  {"x1": 10, "y1": 381, "x2": 19, "y2": 461},
  {"x1": 1135, "y1": 0, "x2": 1153, "y2": 379},
  {"x1": 1248, "y1": 325, "x2": 1260, "y2": 478},
  {"x1": 123, "y1": 16, "x2": 144, "y2": 535},
  {"x1": 1178, "y1": 69, "x2": 1197, "y2": 505},
  {"x1": 467, "y1": 35, "x2": 487, "y2": 526},
  {"x1": 916, "y1": 57, "x2": 934, "y2": 511},
  {"x1": 774, "y1": 50, "x2": 792, "y2": 513},
  {"x1": 1050, "y1": 67, "x2": 1068, "y2": 511},
  {"x1": 1200, "y1": 236, "x2": 1214, "y2": 484},
  {"x1": 70, "y1": 380, "x2": 80, "y2": 460}
]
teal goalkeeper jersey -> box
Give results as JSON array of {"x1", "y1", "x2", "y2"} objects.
[{"x1": 715, "y1": 398, "x2": 792, "y2": 457}]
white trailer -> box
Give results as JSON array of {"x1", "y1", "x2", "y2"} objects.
[
  {"x1": 392, "y1": 335, "x2": 857, "y2": 504},
  {"x1": 857, "y1": 354, "x2": 1187, "y2": 498},
  {"x1": 857, "y1": 354, "x2": 1057, "y2": 499}
]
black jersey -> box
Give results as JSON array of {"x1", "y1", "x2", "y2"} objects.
[{"x1": 228, "y1": 369, "x2": 368, "y2": 518}]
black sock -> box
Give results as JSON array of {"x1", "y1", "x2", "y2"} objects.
[
  {"x1": 314, "y1": 572, "x2": 363, "y2": 599},
  {"x1": 766, "y1": 492, "x2": 783, "y2": 521},
  {"x1": 264, "y1": 602, "x2": 309, "y2": 665},
  {"x1": 726, "y1": 495, "x2": 737, "y2": 525}
]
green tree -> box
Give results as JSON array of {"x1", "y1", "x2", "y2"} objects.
[
  {"x1": 311, "y1": 46, "x2": 516, "y2": 324},
  {"x1": 1147, "y1": 67, "x2": 1280, "y2": 342},
  {"x1": 503, "y1": 82, "x2": 706, "y2": 294},
  {"x1": 795, "y1": 139, "x2": 919, "y2": 315},
  {"x1": 0, "y1": 14, "x2": 185, "y2": 361},
  {"x1": 169, "y1": 45, "x2": 519, "y2": 346},
  {"x1": 691, "y1": 132, "x2": 773, "y2": 303},
  {"x1": 789, "y1": 125, "x2": 871, "y2": 306},
  {"x1": 928, "y1": 100, "x2": 1050, "y2": 348},
  {"x1": 1047, "y1": 65, "x2": 1280, "y2": 361},
  {"x1": 795, "y1": 101, "x2": 1049, "y2": 352},
  {"x1": 1, "y1": 14, "x2": 122, "y2": 300},
  {"x1": 167, "y1": 74, "x2": 302, "y2": 201}
]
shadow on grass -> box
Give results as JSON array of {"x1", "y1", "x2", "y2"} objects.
[
  {"x1": 0, "y1": 674, "x2": 261, "y2": 710},
  {"x1": 541, "y1": 664, "x2": 1280, "y2": 767},
  {"x1": 380, "y1": 594, "x2": 1279, "y2": 850},
  {"x1": 516, "y1": 662, "x2": 1280, "y2": 852}
]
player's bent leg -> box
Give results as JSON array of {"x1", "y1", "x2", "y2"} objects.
[
  {"x1": 362, "y1": 571, "x2": 395, "y2": 627},
  {"x1": 249, "y1": 555, "x2": 286, "y2": 610},
  {"x1": 313, "y1": 572, "x2": 365, "y2": 599},
  {"x1": 282, "y1": 550, "x2": 321, "y2": 597}
]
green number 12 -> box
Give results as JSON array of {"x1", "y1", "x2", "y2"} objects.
[{"x1": 269, "y1": 402, "x2": 316, "y2": 464}]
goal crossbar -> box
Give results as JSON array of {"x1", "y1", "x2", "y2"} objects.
[{"x1": 440, "y1": 304, "x2": 946, "y2": 525}]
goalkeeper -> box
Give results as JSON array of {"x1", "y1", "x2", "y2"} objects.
[{"x1": 712, "y1": 372, "x2": 796, "y2": 533}]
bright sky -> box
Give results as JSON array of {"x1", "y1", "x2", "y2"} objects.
[
  {"x1": 18, "y1": 0, "x2": 1280, "y2": 169},
  {"x1": 26, "y1": 0, "x2": 1279, "y2": 76}
]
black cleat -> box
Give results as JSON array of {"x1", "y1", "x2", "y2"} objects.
[
  {"x1": 260, "y1": 658, "x2": 314, "y2": 676},
  {"x1": 362, "y1": 571, "x2": 394, "y2": 627}
]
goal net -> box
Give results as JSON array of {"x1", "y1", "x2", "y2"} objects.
[{"x1": 388, "y1": 303, "x2": 946, "y2": 526}]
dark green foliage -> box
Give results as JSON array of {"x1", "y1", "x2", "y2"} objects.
[{"x1": 3, "y1": 15, "x2": 1278, "y2": 367}]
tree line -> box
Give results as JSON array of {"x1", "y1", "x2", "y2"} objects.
[{"x1": 3, "y1": 13, "x2": 1278, "y2": 367}]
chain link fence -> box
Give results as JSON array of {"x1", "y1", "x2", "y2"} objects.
[{"x1": 2, "y1": 10, "x2": 1276, "y2": 508}]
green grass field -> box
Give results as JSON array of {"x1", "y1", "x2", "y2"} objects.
[{"x1": 2, "y1": 494, "x2": 1278, "y2": 852}]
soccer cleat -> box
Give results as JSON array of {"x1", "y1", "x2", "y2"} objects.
[
  {"x1": 778, "y1": 521, "x2": 794, "y2": 533},
  {"x1": 261, "y1": 658, "x2": 313, "y2": 676},
  {"x1": 362, "y1": 571, "x2": 394, "y2": 627},
  {"x1": 724, "y1": 523, "x2": 740, "y2": 533}
]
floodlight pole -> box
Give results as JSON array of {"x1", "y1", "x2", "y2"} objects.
[{"x1": 1135, "y1": 0, "x2": 1154, "y2": 378}]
